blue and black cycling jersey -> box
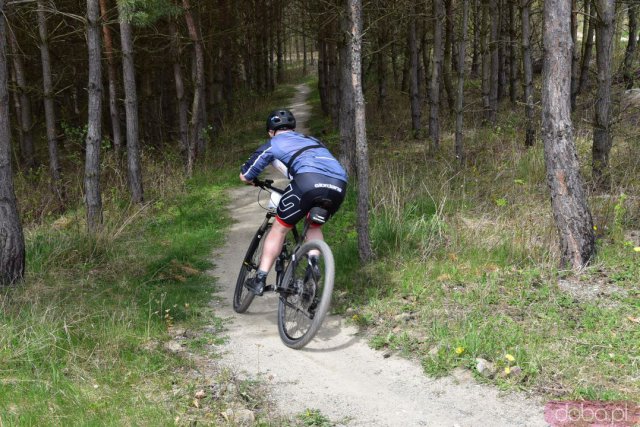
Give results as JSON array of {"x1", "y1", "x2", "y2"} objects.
[{"x1": 240, "y1": 132, "x2": 348, "y2": 183}]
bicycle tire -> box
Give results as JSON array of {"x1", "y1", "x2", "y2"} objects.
[
  {"x1": 233, "y1": 222, "x2": 271, "y2": 313},
  {"x1": 277, "y1": 240, "x2": 335, "y2": 349}
]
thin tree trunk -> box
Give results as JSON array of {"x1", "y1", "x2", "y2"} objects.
[
  {"x1": 85, "y1": 0, "x2": 103, "y2": 233},
  {"x1": 169, "y1": 21, "x2": 189, "y2": 166},
  {"x1": 481, "y1": 0, "x2": 491, "y2": 121},
  {"x1": 521, "y1": 0, "x2": 535, "y2": 146},
  {"x1": 622, "y1": 1, "x2": 638, "y2": 89},
  {"x1": 7, "y1": 29, "x2": 35, "y2": 169},
  {"x1": 347, "y1": 0, "x2": 372, "y2": 263},
  {"x1": 570, "y1": 0, "x2": 580, "y2": 110},
  {"x1": 409, "y1": 14, "x2": 421, "y2": 135},
  {"x1": 509, "y1": 0, "x2": 518, "y2": 104},
  {"x1": 118, "y1": 3, "x2": 143, "y2": 202},
  {"x1": 339, "y1": 10, "x2": 356, "y2": 176},
  {"x1": 592, "y1": 0, "x2": 615, "y2": 190},
  {"x1": 99, "y1": 0, "x2": 122, "y2": 157},
  {"x1": 542, "y1": 0, "x2": 595, "y2": 270},
  {"x1": 0, "y1": 0, "x2": 25, "y2": 286},
  {"x1": 37, "y1": 0, "x2": 64, "y2": 207},
  {"x1": 456, "y1": 0, "x2": 469, "y2": 164},
  {"x1": 443, "y1": 0, "x2": 456, "y2": 111},
  {"x1": 430, "y1": 0, "x2": 445, "y2": 150},
  {"x1": 488, "y1": 0, "x2": 499, "y2": 123},
  {"x1": 303, "y1": 33, "x2": 307, "y2": 75},
  {"x1": 577, "y1": 0, "x2": 595, "y2": 96},
  {"x1": 377, "y1": 33, "x2": 387, "y2": 109},
  {"x1": 471, "y1": 0, "x2": 481, "y2": 76},
  {"x1": 182, "y1": 0, "x2": 206, "y2": 175}
]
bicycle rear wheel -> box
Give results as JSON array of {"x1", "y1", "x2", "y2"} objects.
[
  {"x1": 277, "y1": 240, "x2": 334, "y2": 349},
  {"x1": 233, "y1": 222, "x2": 271, "y2": 313}
]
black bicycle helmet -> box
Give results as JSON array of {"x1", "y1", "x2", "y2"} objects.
[{"x1": 266, "y1": 109, "x2": 296, "y2": 132}]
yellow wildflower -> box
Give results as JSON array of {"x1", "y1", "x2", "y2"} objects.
[
  {"x1": 505, "y1": 354, "x2": 515, "y2": 362},
  {"x1": 634, "y1": 247, "x2": 640, "y2": 252},
  {"x1": 455, "y1": 347, "x2": 465, "y2": 355}
]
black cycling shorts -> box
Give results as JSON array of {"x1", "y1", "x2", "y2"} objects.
[{"x1": 276, "y1": 173, "x2": 347, "y2": 227}]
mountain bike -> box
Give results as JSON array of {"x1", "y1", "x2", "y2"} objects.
[{"x1": 233, "y1": 178, "x2": 335, "y2": 349}]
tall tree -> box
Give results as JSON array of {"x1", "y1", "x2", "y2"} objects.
[
  {"x1": 622, "y1": 1, "x2": 638, "y2": 89},
  {"x1": 169, "y1": 20, "x2": 189, "y2": 165},
  {"x1": 542, "y1": 0, "x2": 595, "y2": 269},
  {"x1": 7, "y1": 27, "x2": 35, "y2": 169},
  {"x1": 455, "y1": 0, "x2": 470, "y2": 164},
  {"x1": 118, "y1": 1, "x2": 143, "y2": 203},
  {"x1": 577, "y1": 0, "x2": 595, "y2": 96},
  {"x1": 346, "y1": 0, "x2": 372, "y2": 263},
  {"x1": 85, "y1": 0, "x2": 103, "y2": 233},
  {"x1": 521, "y1": 0, "x2": 535, "y2": 146},
  {"x1": 37, "y1": 0, "x2": 64, "y2": 206},
  {"x1": 0, "y1": 0, "x2": 25, "y2": 285},
  {"x1": 99, "y1": 0, "x2": 123, "y2": 157},
  {"x1": 592, "y1": 0, "x2": 615, "y2": 189},
  {"x1": 182, "y1": 0, "x2": 206, "y2": 175},
  {"x1": 430, "y1": 0, "x2": 445, "y2": 150},
  {"x1": 408, "y1": 12, "x2": 421, "y2": 135}
]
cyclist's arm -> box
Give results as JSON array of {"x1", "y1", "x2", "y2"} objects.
[{"x1": 240, "y1": 141, "x2": 274, "y2": 181}]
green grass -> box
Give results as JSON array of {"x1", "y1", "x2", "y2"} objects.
[{"x1": 305, "y1": 76, "x2": 640, "y2": 402}]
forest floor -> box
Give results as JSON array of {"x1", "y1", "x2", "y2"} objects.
[{"x1": 204, "y1": 84, "x2": 546, "y2": 426}]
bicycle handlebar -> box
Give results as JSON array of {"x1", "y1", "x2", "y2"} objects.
[{"x1": 253, "y1": 178, "x2": 284, "y2": 194}]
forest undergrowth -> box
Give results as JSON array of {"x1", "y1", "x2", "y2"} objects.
[
  {"x1": 0, "y1": 83, "x2": 304, "y2": 425},
  {"x1": 308, "y1": 80, "x2": 640, "y2": 402}
]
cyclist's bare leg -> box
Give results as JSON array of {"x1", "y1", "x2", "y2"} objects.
[
  {"x1": 258, "y1": 220, "x2": 289, "y2": 273},
  {"x1": 305, "y1": 226, "x2": 322, "y2": 257}
]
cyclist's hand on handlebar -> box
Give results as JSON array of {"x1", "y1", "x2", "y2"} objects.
[{"x1": 239, "y1": 173, "x2": 255, "y2": 185}]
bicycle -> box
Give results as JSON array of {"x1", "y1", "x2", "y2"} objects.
[{"x1": 233, "y1": 178, "x2": 335, "y2": 349}]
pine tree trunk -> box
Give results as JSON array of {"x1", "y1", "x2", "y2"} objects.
[
  {"x1": 622, "y1": 1, "x2": 638, "y2": 89},
  {"x1": 521, "y1": 0, "x2": 535, "y2": 146},
  {"x1": 542, "y1": 0, "x2": 595, "y2": 270},
  {"x1": 347, "y1": 0, "x2": 372, "y2": 263},
  {"x1": 376, "y1": 33, "x2": 387, "y2": 108},
  {"x1": 570, "y1": 0, "x2": 580, "y2": 110},
  {"x1": 471, "y1": 0, "x2": 481, "y2": 76},
  {"x1": 99, "y1": 0, "x2": 122, "y2": 157},
  {"x1": 7, "y1": 29, "x2": 35, "y2": 169},
  {"x1": 430, "y1": 0, "x2": 445, "y2": 150},
  {"x1": 169, "y1": 21, "x2": 189, "y2": 167},
  {"x1": 577, "y1": 0, "x2": 595, "y2": 96},
  {"x1": 0, "y1": 0, "x2": 25, "y2": 286},
  {"x1": 443, "y1": 0, "x2": 456, "y2": 111},
  {"x1": 37, "y1": 0, "x2": 64, "y2": 207},
  {"x1": 488, "y1": 0, "x2": 499, "y2": 123},
  {"x1": 409, "y1": 14, "x2": 421, "y2": 135},
  {"x1": 183, "y1": 0, "x2": 206, "y2": 175},
  {"x1": 339, "y1": 10, "x2": 356, "y2": 176},
  {"x1": 85, "y1": 0, "x2": 103, "y2": 233},
  {"x1": 592, "y1": 0, "x2": 615, "y2": 190},
  {"x1": 456, "y1": 0, "x2": 470, "y2": 164},
  {"x1": 118, "y1": 4, "x2": 143, "y2": 202},
  {"x1": 481, "y1": 0, "x2": 491, "y2": 121},
  {"x1": 509, "y1": 0, "x2": 518, "y2": 104}
]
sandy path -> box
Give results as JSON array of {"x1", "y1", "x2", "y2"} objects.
[{"x1": 209, "y1": 84, "x2": 547, "y2": 426}]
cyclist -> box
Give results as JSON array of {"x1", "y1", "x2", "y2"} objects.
[{"x1": 239, "y1": 109, "x2": 348, "y2": 296}]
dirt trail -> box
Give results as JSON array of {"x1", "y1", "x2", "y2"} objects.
[{"x1": 209, "y1": 84, "x2": 546, "y2": 426}]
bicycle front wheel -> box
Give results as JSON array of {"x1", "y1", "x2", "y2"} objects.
[
  {"x1": 233, "y1": 223, "x2": 271, "y2": 313},
  {"x1": 277, "y1": 240, "x2": 335, "y2": 349}
]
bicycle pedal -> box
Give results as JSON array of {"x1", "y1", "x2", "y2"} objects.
[{"x1": 262, "y1": 285, "x2": 274, "y2": 293}]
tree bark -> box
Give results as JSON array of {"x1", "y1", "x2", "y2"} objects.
[
  {"x1": 430, "y1": 0, "x2": 445, "y2": 150},
  {"x1": 521, "y1": 0, "x2": 535, "y2": 146},
  {"x1": 169, "y1": 21, "x2": 189, "y2": 167},
  {"x1": 346, "y1": 0, "x2": 372, "y2": 263},
  {"x1": 339, "y1": 9, "x2": 356, "y2": 176},
  {"x1": 488, "y1": 0, "x2": 499, "y2": 123},
  {"x1": 570, "y1": 0, "x2": 580, "y2": 110},
  {"x1": 542, "y1": 0, "x2": 595, "y2": 270},
  {"x1": 376, "y1": 32, "x2": 387, "y2": 109},
  {"x1": 471, "y1": 0, "x2": 481, "y2": 76},
  {"x1": 37, "y1": 0, "x2": 64, "y2": 206},
  {"x1": 508, "y1": 0, "x2": 518, "y2": 104},
  {"x1": 622, "y1": 1, "x2": 638, "y2": 89},
  {"x1": 0, "y1": 0, "x2": 25, "y2": 286},
  {"x1": 592, "y1": 0, "x2": 615, "y2": 190},
  {"x1": 409, "y1": 14, "x2": 421, "y2": 135},
  {"x1": 99, "y1": 0, "x2": 122, "y2": 157},
  {"x1": 118, "y1": 3, "x2": 143, "y2": 203},
  {"x1": 456, "y1": 0, "x2": 470, "y2": 164},
  {"x1": 443, "y1": 0, "x2": 456, "y2": 112},
  {"x1": 577, "y1": 0, "x2": 595, "y2": 96},
  {"x1": 481, "y1": 0, "x2": 491, "y2": 121},
  {"x1": 85, "y1": 0, "x2": 103, "y2": 233},
  {"x1": 7, "y1": 28, "x2": 35, "y2": 169}
]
